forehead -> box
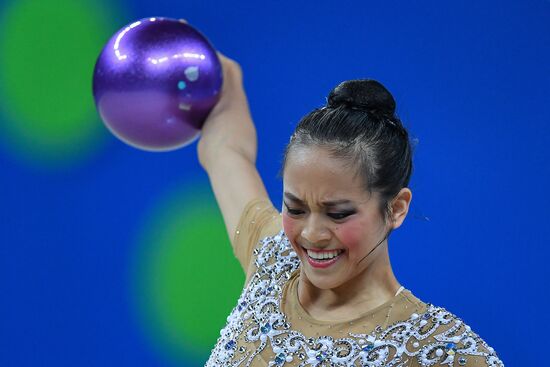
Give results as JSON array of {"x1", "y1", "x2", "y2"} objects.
[{"x1": 283, "y1": 146, "x2": 367, "y2": 202}]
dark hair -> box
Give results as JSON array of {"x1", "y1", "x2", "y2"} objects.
[{"x1": 279, "y1": 79, "x2": 413, "y2": 222}]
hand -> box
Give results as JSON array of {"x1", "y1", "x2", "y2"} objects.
[
  {"x1": 205, "y1": 52, "x2": 246, "y2": 123},
  {"x1": 197, "y1": 52, "x2": 257, "y2": 169}
]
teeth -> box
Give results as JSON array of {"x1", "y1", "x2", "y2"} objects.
[{"x1": 307, "y1": 249, "x2": 343, "y2": 260}]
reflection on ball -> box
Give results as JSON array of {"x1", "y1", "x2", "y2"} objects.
[{"x1": 92, "y1": 17, "x2": 222, "y2": 152}]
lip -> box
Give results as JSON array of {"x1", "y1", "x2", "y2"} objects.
[{"x1": 301, "y1": 246, "x2": 345, "y2": 269}]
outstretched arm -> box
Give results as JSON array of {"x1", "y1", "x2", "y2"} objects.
[{"x1": 197, "y1": 53, "x2": 270, "y2": 250}]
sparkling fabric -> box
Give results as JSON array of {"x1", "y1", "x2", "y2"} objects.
[{"x1": 205, "y1": 227, "x2": 504, "y2": 367}]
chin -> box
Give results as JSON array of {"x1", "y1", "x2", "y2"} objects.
[{"x1": 302, "y1": 267, "x2": 346, "y2": 290}]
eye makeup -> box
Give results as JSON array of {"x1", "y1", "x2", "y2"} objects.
[
  {"x1": 282, "y1": 201, "x2": 355, "y2": 220},
  {"x1": 283, "y1": 192, "x2": 353, "y2": 207}
]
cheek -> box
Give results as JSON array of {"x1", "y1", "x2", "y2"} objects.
[
  {"x1": 282, "y1": 213, "x2": 297, "y2": 237},
  {"x1": 334, "y1": 219, "x2": 365, "y2": 250},
  {"x1": 282, "y1": 213, "x2": 301, "y2": 250}
]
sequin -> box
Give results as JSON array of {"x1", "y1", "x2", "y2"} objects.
[
  {"x1": 225, "y1": 340, "x2": 236, "y2": 350},
  {"x1": 315, "y1": 351, "x2": 328, "y2": 361},
  {"x1": 205, "y1": 230, "x2": 504, "y2": 367},
  {"x1": 361, "y1": 343, "x2": 374, "y2": 352},
  {"x1": 274, "y1": 353, "x2": 286, "y2": 365}
]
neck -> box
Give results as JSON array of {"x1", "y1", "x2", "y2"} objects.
[{"x1": 297, "y1": 245, "x2": 400, "y2": 318}]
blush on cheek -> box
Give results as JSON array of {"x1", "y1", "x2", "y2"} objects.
[
  {"x1": 282, "y1": 214, "x2": 301, "y2": 251},
  {"x1": 334, "y1": 219, "x2": 364, "y2": 250},
  {"x1": 282, "y1": 213, "x2": 295, "y2": 237}
]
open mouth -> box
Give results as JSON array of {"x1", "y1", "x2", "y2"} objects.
[
  {"x1": 302, "y1": 247, "x2": 345, "y2": 268},
  {"x1": 306, "y1": 248, "x2": 344, "y2": 261}
]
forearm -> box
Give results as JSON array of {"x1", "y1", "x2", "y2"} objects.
[
  {"x1": 196, "y1": 53, "x2": 270, "y2": 246},
  {"x1": 198, "y1": 113, "x2": 258, "y2": 170},
  {"x1": 201, "y1": 146, "x2": 269, "y2": 248}
]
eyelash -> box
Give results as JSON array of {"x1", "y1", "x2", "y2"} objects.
[{"x1": 283, "y1": 203, "x2": 353, "y2": 220}]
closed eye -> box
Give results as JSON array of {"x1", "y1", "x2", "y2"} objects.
[
  {"x1": 284, "y1": 205, "x2": 304, "y2": 216},
  {"x1": 328, "y1": 212, "x2": 353, "y2": 220},
  {"x1": 283, "y1": 202, "x2": 353, "y2": 220}
]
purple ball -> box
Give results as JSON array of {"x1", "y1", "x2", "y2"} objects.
[{"x1": 92, "y1": 17, "x2": 222, "y2": 151}]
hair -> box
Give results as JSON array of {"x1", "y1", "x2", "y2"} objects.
[{"x1": 278, "y1": 79, "x2": 413, "y2": 222}]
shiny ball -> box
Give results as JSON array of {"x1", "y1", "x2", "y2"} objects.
[{"x1": 92, "y1": 17, "x2": 222, "y2": 151}]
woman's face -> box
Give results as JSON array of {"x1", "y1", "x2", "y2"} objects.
[{"x1": 282, "y1": 145, "x2": 391, "y2": 290}]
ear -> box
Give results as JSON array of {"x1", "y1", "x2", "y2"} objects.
[{"x1": 389, "y1": 188, "x2": 412, "y2": 229}]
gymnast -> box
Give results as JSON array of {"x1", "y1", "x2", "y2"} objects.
[{"x1": 197, "y1": 53, "x2": 503, "y2": 367}]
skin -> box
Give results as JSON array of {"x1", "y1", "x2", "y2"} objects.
[
  {"x1": 282, "y1": 145, "x2": 412, "y2": 321},
  {"x1": 195, "y1": 50, "x2": 413, "y2": 321}
]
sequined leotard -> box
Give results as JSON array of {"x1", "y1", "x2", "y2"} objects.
[{"x1": 205, "y1": 198, "x2": 504, "y2": 367}]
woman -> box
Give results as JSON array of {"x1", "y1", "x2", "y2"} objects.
[{"x1": 197, "y1": 54, "x2": 503, "y2": 367}]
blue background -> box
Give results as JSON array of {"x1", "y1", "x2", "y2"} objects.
[{"x1": 1, "y1": 0, "x2": 549, "y2": 365}]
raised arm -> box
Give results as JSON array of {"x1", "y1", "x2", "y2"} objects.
[{"x1": 197, "y1": 53, "x2": 270, "y2": 249}]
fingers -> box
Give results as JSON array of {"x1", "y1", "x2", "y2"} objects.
[
  {"x1": 217, "y1": 51, "x2": 231, "y2": 64},
  {"x1": 216, "y1": 51, "x2": 242, "y2": 81}
]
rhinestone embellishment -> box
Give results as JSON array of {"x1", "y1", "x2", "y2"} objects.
[{"x1": 205, "y1": 230, "x2": 504, "y2": 366}]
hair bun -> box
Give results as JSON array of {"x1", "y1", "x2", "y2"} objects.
[{"x1": 327, "y1": 79, "x2": 396, "y2": 116}]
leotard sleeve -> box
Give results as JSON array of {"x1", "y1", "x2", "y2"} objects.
[{"x1": 232, "y1": 197, "x2": 281, "y2": 276}]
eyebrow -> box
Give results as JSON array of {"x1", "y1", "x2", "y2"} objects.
[{"x1": 283, "y1": 192, "x2": 353, "y2": 207}]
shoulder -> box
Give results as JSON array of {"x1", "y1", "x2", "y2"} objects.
[
  {"x1": 394, "y1": 296, "x2": 504, "y2": 367},
  {"x1": 233, "y1": 197, "x2": 281, "y2": 273}
]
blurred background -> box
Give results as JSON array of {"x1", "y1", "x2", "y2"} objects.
[{"x1": 0, "y1": 0, "x2": 548, "y2": 365}]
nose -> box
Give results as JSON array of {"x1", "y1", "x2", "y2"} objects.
[{"x1": 301, "y1": 214, "x2": 331, "y2": 245}]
